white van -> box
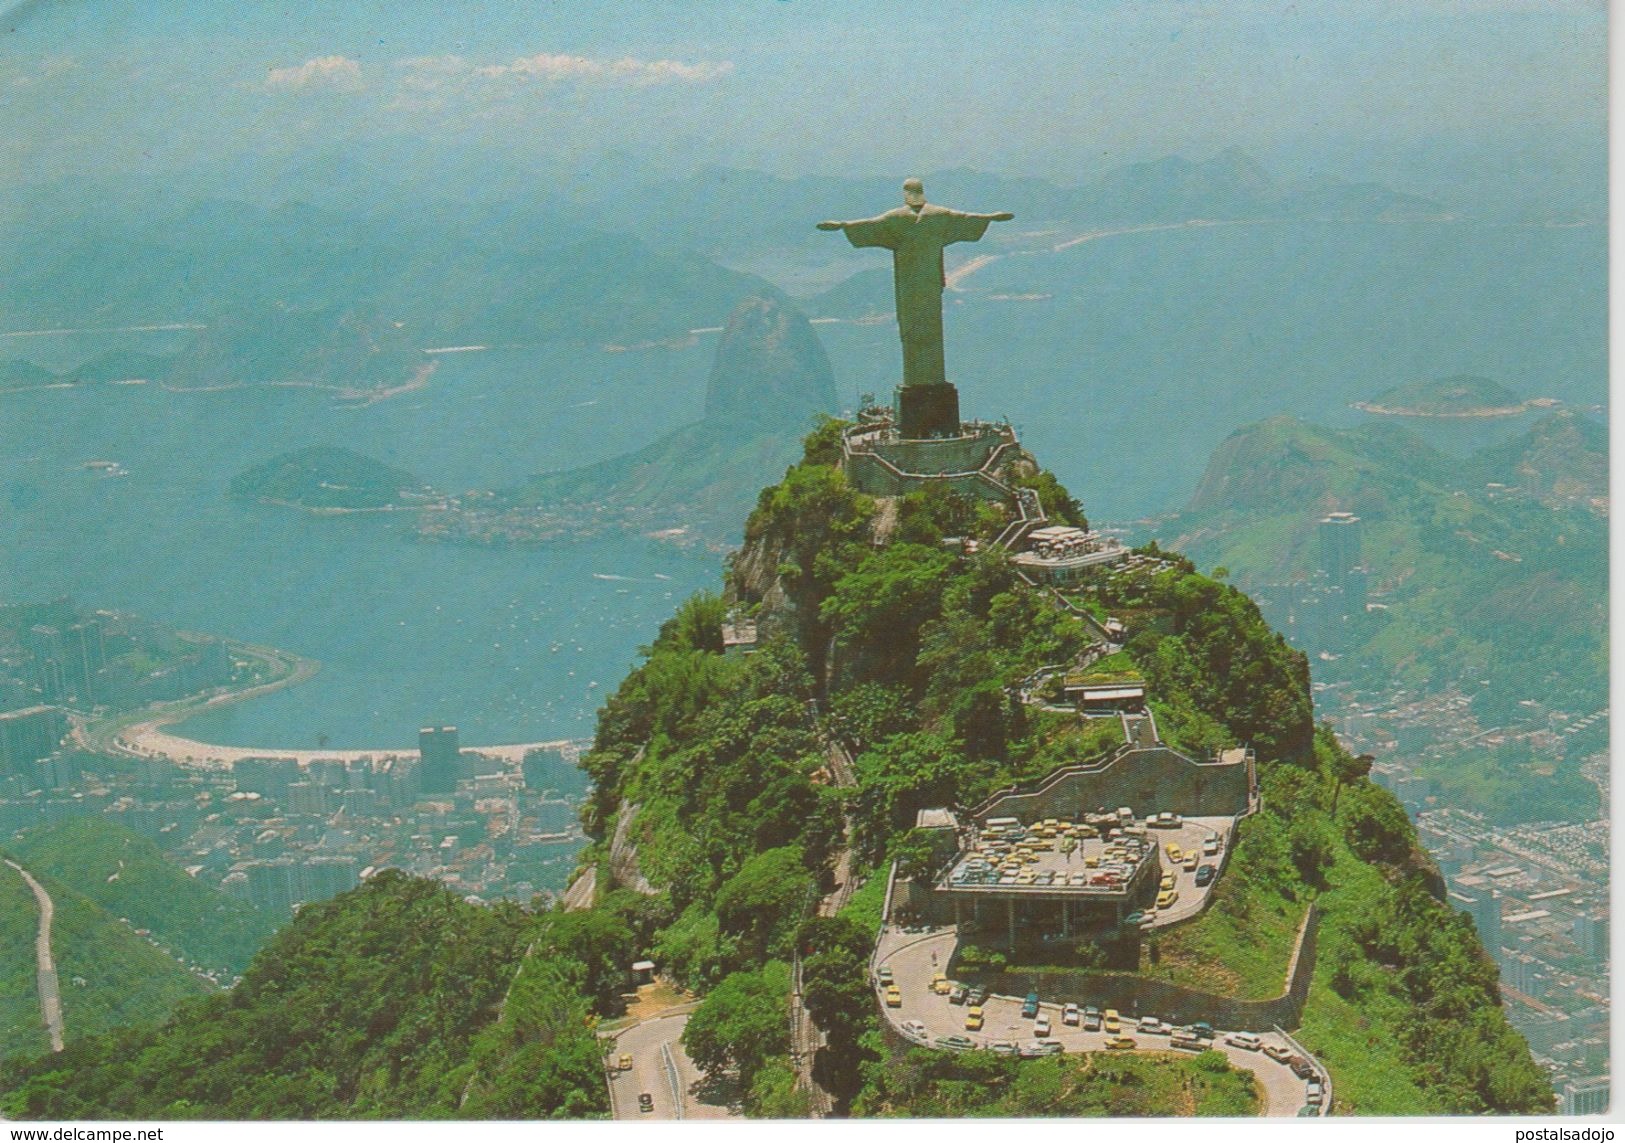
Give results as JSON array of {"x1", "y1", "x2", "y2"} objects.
[{"x1": 1224, "y1": 1032, "x2": 1262, "y2": 1051}]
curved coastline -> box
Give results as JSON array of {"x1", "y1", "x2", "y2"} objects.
[{"x1": 74, "y1": 641, "x2": 579, "y2": 771}]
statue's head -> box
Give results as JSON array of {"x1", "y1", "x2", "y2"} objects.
[{"x1": 903, "y1": 178, "x2": 926, "y2": 209}]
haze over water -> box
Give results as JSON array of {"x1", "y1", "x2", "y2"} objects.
[{"x1": 0, "y1": 215, "x2": 1601, "y2": 751}]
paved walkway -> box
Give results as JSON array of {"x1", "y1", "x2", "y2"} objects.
[
  {"x1": 5, "y1": 859, "x2": 64, "y2": 1052},
  {"x1": 875, "y1": 926, "x2": 1314, "y2": 1116}
]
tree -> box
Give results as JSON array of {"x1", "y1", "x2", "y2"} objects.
[
  {"x1": 529, "y1": 907, "x2": 636, "y2": 1014},
  {"x1": 1339, "y1": 781, "x2": 1413, "y2": 865},
  {"x1": 713, "y1": 846, "x2": 816, "y2": 963},
  {"x1": 681, "y1": 963, "x2": 792, "y2": 1089}
]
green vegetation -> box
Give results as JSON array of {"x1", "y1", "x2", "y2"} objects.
[
  {"x1": 1416, "y1": 738, "x2": 1596, "y2": 827},
  {"x1": 229, "y1": 445, "x2": 417, "y2": 510},
  {"x1": 0, "y1": 860, "x2": 211, "y2": 1066},
  {"x1": 0, "y1": 872, "x2": 606, "y2": 1119},
  {"x1": 1359, "y1": 375, "x2": 1528, "y2": 416},
  {"x1": 0, "y1": 416, "x2": 1553, "y2": 1118},
  {"x1": 0, "y1": 870, "x2": 50, "y2": 1060},
  {"x1": 11, "y1": 819, "x2": 278, "y2": 978},
  {"x1": 682, "y1": 960, "x2": 791, "y2": 1093},
  {"x1": 854, "y1": 1048, "x2": 1258, "y2": 1117},
  {"x1": 1171, "y1": 413, "x2": 1606, "y2": 742}
]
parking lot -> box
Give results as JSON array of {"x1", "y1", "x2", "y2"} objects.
[
  {"x1": 940, "y1": 813, "x2": 1235, "y2": 934},
  {"x1": 874, "y1": 925, "x2": 1324, "y2": 1117}
]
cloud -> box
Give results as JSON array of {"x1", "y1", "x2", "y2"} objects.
[
  {"x1": 265, "y1": 56, "x2": 364, "y2": 92},
  {"x1": 469, "y1": 53, "x2": 733, "y2": 85}
]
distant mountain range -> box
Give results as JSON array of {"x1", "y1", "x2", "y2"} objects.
[
  {"x1": 1162, "y1": 409, "x2": 1606, "y2": 730},
  {"x1": 630, "y1": 147, "x2": 1444, "y2": 267},
  {"x1": 0, "y1": 198, "x2": 786, "y2": 389},
  {"x1": 0, "y1": 147, "x2": 1446, "y2": 393}
]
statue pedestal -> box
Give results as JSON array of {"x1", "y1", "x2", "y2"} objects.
[{"x1": 896, "y1": 382, "x2": 961, "y2": 439}]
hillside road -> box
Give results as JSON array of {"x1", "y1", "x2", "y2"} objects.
[{"x1": 5, "y1": 858, "x2": 64, "y2": 1052}]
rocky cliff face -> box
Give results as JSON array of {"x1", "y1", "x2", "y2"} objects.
[
  {"x1": 703, "y1": 295, "x2": 837, "y2": 429},
  {"x1": 513, "y1": 295, "x2": 839, "y2": 546}
]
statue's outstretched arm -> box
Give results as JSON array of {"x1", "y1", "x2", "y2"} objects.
[{"x1": 816, "y1": 221, "x2": 847, "y2": 231}]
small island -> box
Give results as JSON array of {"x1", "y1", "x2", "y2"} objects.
[
  {"x1": 229, "y1": 445, "x2": 425, "y2": 512},
  {"x1": 1351, "y1": 374, "x2": 1554, "y2": 418}
]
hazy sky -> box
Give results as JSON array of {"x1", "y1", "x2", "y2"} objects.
[{"x1": 0, "y1": 0, "x2": 1605, "y2": 190}]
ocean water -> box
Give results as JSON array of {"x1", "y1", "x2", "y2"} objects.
[
  {"x1": 820, "y1": 220, "x2": 1605, "y2": 518},
  {"x1": 0, "y1": 220, "x2": 1602, "y2": 747},
  {"x1": 0, "y1": 345, "x2": 725, "y2": 750}
]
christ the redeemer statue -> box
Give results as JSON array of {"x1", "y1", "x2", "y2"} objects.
[{"x1": 818, "y1": 178, "x2": 1013, "y2": 391}]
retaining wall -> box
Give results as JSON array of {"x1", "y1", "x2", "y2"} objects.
[
  {"x1": 953, "y1": 903, "x2": 1320, "y2": 1032},
  {"x1": 971, "y1": 744, "x2": 1253, "y2": 822}
]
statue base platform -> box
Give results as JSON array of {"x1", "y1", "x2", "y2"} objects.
[
  {"x1": 896, "y1": 382, "x2": 961, "y2": 440},
  {"x1": 840, "y1": 415, "x2": 1021, "y2": 504}
]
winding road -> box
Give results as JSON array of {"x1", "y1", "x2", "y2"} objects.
[{"x1": 5, "y1": 859, "x2": 64, "y2": 1052}]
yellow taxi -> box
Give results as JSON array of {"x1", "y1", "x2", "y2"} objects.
[
  {"x1": 1157, "y1": 888, "x2": 1178, "y2": 910},
  {"x1": 931, "y1": 971, "x2": 948, "y2": 994},
  {"x1": 1103, "y1": 1008, "x2": 1121, "y2": 1034},
  {"x1": 1104, "y1": 1035, "x2": 1137, "y2": 1050},
  {"x1": 618, "y1": 1053, "x2": 633, "y2": 1071},
  {"x1": 1165, "y1": 843, "x2": 1183, "y2": 863},
  {"x1": 965, "y1": 1006, "x2": 985, "y2": 1031},
  {"x1": 885, "y1": 986, "x2": 902, "y2": 1008},
  {"x1": 1159, "y1": 873, "x2": 1176, "y2": 892},
  {"x1": 1085, "y1": 855, "x2": 1100, "y2": 868}
]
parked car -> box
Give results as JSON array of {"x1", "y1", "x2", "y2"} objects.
[
  {"x1": 935, "y1": 1035, "x2": 975, "y2": 1051},
  {"x1": 1195, "y1": 864, "x2": 1216, "y2": 887},
  {"x1": 617, "y1": 1053, "x2": 633, "y2": 1071},
  {"x1": 638, "y1": 1093, "x2": 654, "y2": 1113},
  {"x1": 990, "y1": 1040, "x2": 1020, "y2": 1056},
  {"x1": 1157, "y1": 888, "x2": 1178, "y2": 909},
  {"x1": 1263, "y1": 1043, "x2": 1293, "y2": 1064},
  {"x1": 1170, "y1": 1030, "x2": 1204, "y2": 1051},
  {"x1": 900, "y1": 1020, "x2": 928, "y2": 1040},
  {"x1": 1225, "y1": 1032, "x2": 1263, "y2": 1051},
  {"x1": 950, "y1": 984, "x2": 968, "y2": 1005},
  {"x1": 1034, "y1": 1014, "x2": 1052, "y2": 1037},
  {"x1": 1103, "y1": 1008, "x2": 1121, "y2": 1034},
  {"x1": 1020, "y1": 1040, "x2": 1064, "y2": 1058},
  {"x1": 1289, "y1": 1055, "x2": 1316, "y2": 1079},
  {"x1": 1137, "y1": 1016, "x2": 1169, "y2": 1035},
  {"x1": 966, "y1": 986, "x2": 989, "y2": 1006},
  {"x1": 1190, "y1": 1021, "x2": 1216, "y2": 1040},
  {"x1": 1123, "y1": 910, "x2": 1145, "y2": 926},
  {"x1": 1021, "y1": 991, "x2": 1040, "y2": 1018},
  {"x1": 965, "y1": 1006, "x2": 985, "y2": 1031},
  {"x1": 876, "y1": 966, "x2": 894, "y2": 986},
  {"x1": 1103, "y1": 1036, "x2": 1137, "y2": 1050},
  {"x1": 885, "y1": 986, "x2": 902, "y2": 1008},
  {"x1": 1183, "y1": 852, "x2": 1200, "y2": 872},
  {"x1": 1203, "y1": 836, "x2": 1220, "y2": 856},
  {"x1": 1062, "y1": 1002, "x2": 1081, "y2": 1026},
  {"x1": 1083, "y1": 1006, "x2": 1102, "y2": 1032}
]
